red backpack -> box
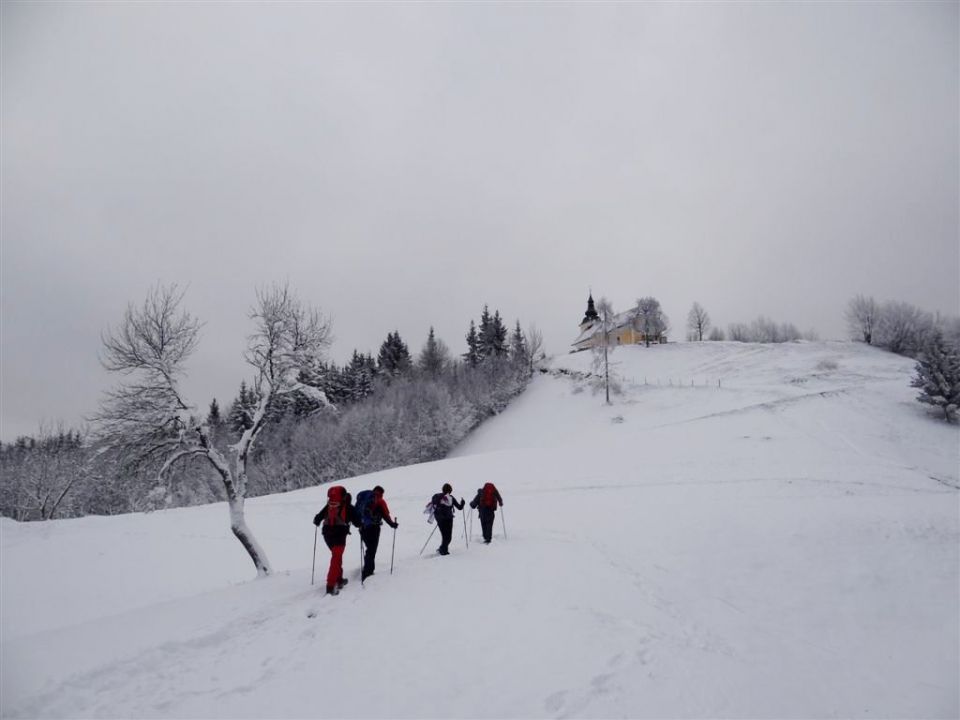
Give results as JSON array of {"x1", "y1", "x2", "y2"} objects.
[
  {"x1": 325, "y1": 485, "x2": 348, "y2": 527},
  {"x1": 481, "y1": 483, "x2": 498, "y2": 509}
]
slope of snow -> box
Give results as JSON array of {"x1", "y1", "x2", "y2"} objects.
[{"x1": 2, "y1": 342, "x2": 957, "y2": 718}]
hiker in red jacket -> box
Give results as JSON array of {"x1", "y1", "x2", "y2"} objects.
[
  {"x1": 313, "y1": 485, "x2": 361, "y2": 595},
  {"x1": 360, "y1": 485, "x2": 399, "y2": 581},
  {"x1": 469, "y1": 482, "x2": 504, "y2": 544}
]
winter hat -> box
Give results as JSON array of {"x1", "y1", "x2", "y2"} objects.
[
  {"x1": 442, "y1": 483, "x2": 452, "y2": 493},
  {"x1": 373, "y1": 485, "x2": 385, "y2": 495}
]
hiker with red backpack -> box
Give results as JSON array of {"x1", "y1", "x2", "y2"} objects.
[
  {"x1": 431, "y1": 483, "x2": 464, "y2": 556},
  {"x1": 355, "y1": 485, "x2": 399, "y2": 582},
  {"x1": 469, "y1": 482, "x2": 504, "y2": 544},
  {"x1": 313, "y1": 485, "x2": 361, "y2": 596}
]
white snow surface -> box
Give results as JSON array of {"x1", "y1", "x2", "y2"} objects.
[{"x1": 2, "y1": 342, "x2": 958, "y2": 718}]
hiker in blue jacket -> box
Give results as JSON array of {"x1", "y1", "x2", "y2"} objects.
[
  {"x1": 434, "y1": 483, "x2": 464, "y2": 555},
  {"x1": 358, "y1": 485, "x2": 398, "y2": 581}
]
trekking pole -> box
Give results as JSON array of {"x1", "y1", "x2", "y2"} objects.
[
  {"x1": 463, "y1": 509, "x2": 469, "y2": 548},
  {"x1": 390, "y1": 518, "x2": 397, "y2": 575},
  {"x1": 360, "y1": 538, "x2": 365, "y2": 585},
  {"x1": 469, "y1": 510, "x2": 473, "y2": 543},
  {"x1": 311, "y1": 526, "x2": 318, "y2": 585},
  {"x1": 501, "y1": 507, "x2": 507, "y2": 540},
  {"x1": 419, "y1": 524, "x2": 438, "y2": 556}
]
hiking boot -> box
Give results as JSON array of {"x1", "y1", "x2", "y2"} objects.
[
  {"x1": 326, "y1": 585, "x2": 339, "y2": 596},
  {"x1": 337, "y1": 578, "x2": 349, "y2": 589}
]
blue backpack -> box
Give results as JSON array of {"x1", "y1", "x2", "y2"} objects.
[{"x1": 355, "y1": 490, "x2": 377, "y2": 528}]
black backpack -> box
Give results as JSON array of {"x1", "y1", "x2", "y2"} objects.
[{"x1": 431, "y1": 492, "x2": 453, "y2": 522}]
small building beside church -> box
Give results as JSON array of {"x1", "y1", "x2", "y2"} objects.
[{"x1": 571, "y1": 293, "x2": 667, "y2": 352}]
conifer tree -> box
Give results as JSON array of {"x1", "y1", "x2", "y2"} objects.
[
  {"x1": 419, "y1": 326, "x2": 449, "y2": 377},
  {"x1": 491, "y1": 310, "x2": 509, "y2": 358},
  {"x1": 911, "y1": 329, "x2": 960, "y2": 423},
  {"x1": 510, "y1": 320, "x2": 527, "y2": 364},
  {"x1": 464, "y1": 320, "x2": 481, "y2": 368},
  {"x1": 378, "y1": 331, "x2": 412, "y2": 376},
  {"x1": 207, "y1": 398, "x2": 222, "y2": 428},
  {"x1": 478, "y1": 305, "x2": 493, "y2": 362},
  {"x1": 343, "y1": 350, "x2": 375, "y2": 402},
  {"x1": 227, "y1": 381, "x2": 257, "y2": 433}
]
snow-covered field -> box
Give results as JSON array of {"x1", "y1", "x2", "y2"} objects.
[{"x1": 2, "y1": 341, "x2": 958, "y2": 718}]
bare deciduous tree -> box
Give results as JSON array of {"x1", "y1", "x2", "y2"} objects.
[
  {"x1": 525, "y1": 323, "x2": 545, "y2": 374},
  {"x1": 591, "y1": 298, "x2": 616, "y2": 404},
  {"x1": 94, "y1": 283, "x2": 331, "y2": 576},
  {"x1": 845, "y1": 294, "x2": 879, "y2": 344},
  {"x1": 633, "y1": 297, "x2": 669, "y2": 347},
  {"x1": 0, "y1": 424, "x2": 87, "y2": 521},
  {"x1": 875, "y1": 300, "x2": 933, "y2": 357},
  {"x1": 687, "y1": 302, "x2": 711, "y2": 342}
]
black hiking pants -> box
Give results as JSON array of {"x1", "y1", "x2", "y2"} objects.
[
  {"x1": 360, "y1": 525, "x2": 381, "y2": 579},
  {"x1": 478, "y1": 507, "x2": 496, "y2": 542},
  {"x1": 437, "y1": 517, "x2": 454, "y2": 554}
]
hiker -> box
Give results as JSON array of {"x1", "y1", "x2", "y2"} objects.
[
  {"x1": 313, "y1": 485, "x2": 361, "y2": 595},
  {"x1": 356, "y1": 485, "x2": 399, "y2": 581},
  {"x1": 432, "y1": 483, "x2": 464, "y2": 555},
  {"x1": 469, "y1": 482, "x2": 504, "y2": 544}
]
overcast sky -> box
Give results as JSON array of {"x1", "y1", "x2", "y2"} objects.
[{"x1": 2, "y1": 1, "x2": 957, "y2": 441}]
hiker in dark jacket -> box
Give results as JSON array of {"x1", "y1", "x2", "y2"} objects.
[
  {"x1": 313, "y1": 485, "x2": 361, "y2": 595},
  {"x1": 469, "y1": 482, "x2": 504, "y2": 544},
  {"x1": 434, "y1": 482, "x2": 465, "y2": 556},
  {"x1": 360, "y1": 485, "x2": 399, "y2": 581}
]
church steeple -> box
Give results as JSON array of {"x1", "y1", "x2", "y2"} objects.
[{"x1": 580, "y1": 292, "x2": 599, "y2": 327}]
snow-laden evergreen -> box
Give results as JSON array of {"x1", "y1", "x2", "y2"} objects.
[{"x1": 2, "y1": 341, "x2": 957, "y2": 718}]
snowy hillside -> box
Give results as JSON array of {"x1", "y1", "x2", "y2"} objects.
[{"x1": 2, "y1": 342, "x2": 957, "y2": 718}]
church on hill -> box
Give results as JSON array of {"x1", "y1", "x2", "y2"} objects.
[{"x1": 571, "y1": 293, "x2": 667, "y2": 352}]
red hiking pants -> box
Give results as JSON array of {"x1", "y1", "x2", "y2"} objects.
[{"x1": 326, "y1": 544, "x2": 345, "y2": 589}]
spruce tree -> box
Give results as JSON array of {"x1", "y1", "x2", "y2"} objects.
[
  {"x1": 344, "y1": 350, "x2": 375, "y2": 402},
  {"x1": 378, "y1": 331, "x2": 412, "y2": 376},
  {"x1": 510, "y1": 320, "x2": 527, "y2": 364},
  {"x1": 464, "y1": 320, "x2": 481, "y2": 368},
  {"x1": 478, "y1": 305, "x2": 493, "y2": 361},
  {"x1": 419, "y1": 326, "x2": 448, "y2": 377},
  {"x1": 206, "y1": 398, "x2": 222, "y2": 428},
  {"x1": 491, "y1": 310, "x2": 509, "y2": 358},
  {"x1": 227, "y1": 381, "x2": 256, "y2": 432},
  {"x1": 912, "y1": 329, "x2": 960, "y2": 423}
]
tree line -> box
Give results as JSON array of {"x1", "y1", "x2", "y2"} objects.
[{"x1": 685, "y1": 302, "x2": 812, "y2": 343}]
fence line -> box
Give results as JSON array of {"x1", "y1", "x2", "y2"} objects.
[{"x1": 631, "y1": 377, "x2": 723, "y2": 388}]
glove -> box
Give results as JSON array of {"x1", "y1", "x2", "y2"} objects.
[
  {"x1": 460, "y1": 497, "x2": 465, "y2": 506},
  {"x1": 391, "y1": 521, "x2": 399, "y2": 529},
  {"x1": 313, "y1": 513, "x2": 322, "y2": 527}
]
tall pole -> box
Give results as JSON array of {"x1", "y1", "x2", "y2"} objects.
[
  {"x1": 419, "y1": 524, "x2": 438, "y2": 556},
  {"x1": 390, "y1": 518, "x2": 397, "y2": 574},
  {"x1": 311, "y1": 526, "x2": 318, "y2": 585}
]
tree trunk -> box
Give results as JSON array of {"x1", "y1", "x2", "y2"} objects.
[
  {"x1": 202, "y1": 441, "x2": 272, "y2": 577},
  {"x1": 228, "y1": 495, "x2": 272, "y2": 576}
]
